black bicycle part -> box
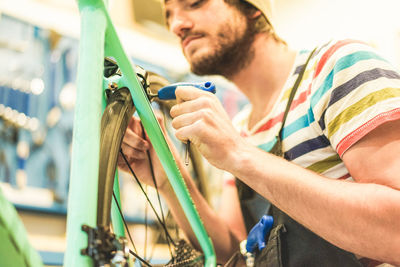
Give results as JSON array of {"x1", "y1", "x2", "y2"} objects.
[
  {"x1": 81, "y1": 224, "x2": 130, "y2": 267},
  {"x1": 104, "y1": 57, "x2": 120, "y2": 78},
  {"x1": 163, "y1": 240, "x2": 204, "y2": 267}
]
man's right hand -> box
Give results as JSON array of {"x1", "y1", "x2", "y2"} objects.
[{"x1": 117, "y1": 114, "x2": 169, "y2": 191}]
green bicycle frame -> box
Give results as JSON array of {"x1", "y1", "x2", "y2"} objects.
[
  {"x1": 0, "y1": 187, "x2": 43, "y2": 267},
  {"x1": 65, "y1": 0, "x2": 216, "y2": 266}
]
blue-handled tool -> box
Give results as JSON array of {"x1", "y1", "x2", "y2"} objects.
[
  {"x1": 148, "y1": 81, "x2": 216, "y2": 100},
  {"x1": 240, "y1": 215, "x2": 274, "y2": 267},
  {"x1": 147, "y1": 81, "x2": 216, "y2": 166},
  {"x1": 246, "y1": 215, "x2": 274, "y2": 253}
]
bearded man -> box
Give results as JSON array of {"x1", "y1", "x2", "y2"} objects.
[{"x1": 119, "y1": 0, "x2": 400, "y2": 265}]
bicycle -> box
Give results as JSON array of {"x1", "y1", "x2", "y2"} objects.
[
  {"x1": 0, "y1": 0, "x2": 216, "y2": 266},
  {"x1": 64, "y1": 0, "x2": 216, "y2": 266}
]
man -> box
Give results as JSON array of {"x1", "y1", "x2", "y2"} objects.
[{"x1": 119, "y1": 0, "x2": 400, "y2": 265}]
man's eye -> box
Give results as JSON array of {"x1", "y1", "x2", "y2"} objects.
[{"x1": 189, "y1": 0, "x2": 204, "y2": 8}]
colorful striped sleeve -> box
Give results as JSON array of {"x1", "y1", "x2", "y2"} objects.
[{"x1": 310, "y1": 40, "x2": 400, "y2": 157}]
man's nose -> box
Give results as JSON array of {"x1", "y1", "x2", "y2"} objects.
[{"x1": 169, "y1": 14, "x2": 194, "y2": 38}]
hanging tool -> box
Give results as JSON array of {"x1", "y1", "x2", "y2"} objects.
[{"x1": 240, "y1": 215, "x2": 274, "y2": 267}]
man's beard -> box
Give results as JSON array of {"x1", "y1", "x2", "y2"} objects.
[{"x1": 188, "y1": 20, "x2": 256, "y2": 78}]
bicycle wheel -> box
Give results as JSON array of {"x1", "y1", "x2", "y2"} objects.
[{"x1": 93, "y1": 69, "x2": 207, "y2": 266}]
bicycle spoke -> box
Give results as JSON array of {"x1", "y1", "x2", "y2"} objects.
[
  {"x1": 148, "y1": 211, "x2": 175, "y2": 261},
  {"x1": 112, "y1": 192, "x2": 157, "y2": 267},
  {"x1": 140, "y1": 123, "x2": 174, "y2": 258},
  {"x1": 129, "y1": 249, "x2": 152, "y2": 267},
  {"x1": 112, "y1": 192, "x2": 138, "y2": 254},
  {"x1": 119, "y1": 150, "x2": 176, "y2": 246}
]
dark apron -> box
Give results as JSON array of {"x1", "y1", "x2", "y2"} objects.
[{"x1": 236, "y1": 49, "x2": 363, "y2": 267}]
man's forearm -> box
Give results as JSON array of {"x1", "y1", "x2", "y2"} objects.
[{"x1": 229, "y1": 146, "x2": 400, "y2": 264}]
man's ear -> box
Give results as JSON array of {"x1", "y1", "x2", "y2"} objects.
[{"x1": 249, "y1": 10, "x2": 262, "y2": 19}]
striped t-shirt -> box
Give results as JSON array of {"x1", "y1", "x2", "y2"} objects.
[{"x1": 233, "y1": 39, "x2": 400, "y2": 180}]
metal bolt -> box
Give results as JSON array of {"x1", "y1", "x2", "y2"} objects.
[{"x1": 108, "y1": 82, "x2": 118, "y2": 90}]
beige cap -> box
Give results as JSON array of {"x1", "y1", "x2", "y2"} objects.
[
  {"x1": 161, "y1": 0, "x2": 275, "y2": 29},
  {"x1": 243, "y1": 0, "x2": 275, "y2": 28}
]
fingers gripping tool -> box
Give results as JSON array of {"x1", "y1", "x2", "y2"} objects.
[{"x1": 148, "y1": 81, "x2": 216, "y2": 165}]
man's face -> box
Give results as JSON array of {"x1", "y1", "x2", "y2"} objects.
[{"x1": 165, "y1": 0, "x2": 256, "y2": 77}]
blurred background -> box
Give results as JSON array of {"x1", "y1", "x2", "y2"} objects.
[{"x1": 0, "y1": 0, "x2": 399, "y2": 266}]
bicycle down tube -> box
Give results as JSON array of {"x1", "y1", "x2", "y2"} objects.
[{"x1": 64, "y1": 0, "x2": 216, "y2": 266}]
